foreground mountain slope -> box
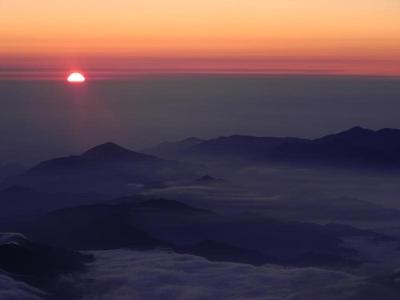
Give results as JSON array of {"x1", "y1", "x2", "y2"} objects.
[
  {"x1": 0, "y1": 233, "x2": 92, "y2": 294},
  {"x1": 11, "y1": 197, "x2": 387, "y2": 268}
]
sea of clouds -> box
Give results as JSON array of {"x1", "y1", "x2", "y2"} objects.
[
  {"x1": 3, "y1": 245, "x2": 400, "y2": 299},
  {"x1": 79, "y1": 249, "x2": 365, "y2": 300}
]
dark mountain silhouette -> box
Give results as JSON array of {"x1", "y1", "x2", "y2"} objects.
[
  {"x1": 145, "y1": 127, "x2": 400, "y2": 170},
  {"x1": 271, "y1": 126, "x2": 400, "y2": 167},
  {"x1": 0, "y1": 233, "x2": 92, "y2": 290},
  {"x1": 2, "y1": 142, "x2": 197, "y2": 193},
  {"x1": 0, "y1": 186, "x2": 103, "y2": 225},
  {"x1": 30, "y1": 142, "x2": 165, "y2": 172},
  {"x1": 11, "y1": 198, "x2": 383, "y2": 268},
  {"x1": 16, "y1": 203, "x2": 163, "y2": 250}
]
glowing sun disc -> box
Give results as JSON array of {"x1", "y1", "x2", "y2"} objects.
[{"x1": 67, "y1": 72, "x2": 85, "y2": 83}]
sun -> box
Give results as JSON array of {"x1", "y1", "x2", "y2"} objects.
[{"x1": 67, "y1": 72, "x2": 86, "y2": 83}]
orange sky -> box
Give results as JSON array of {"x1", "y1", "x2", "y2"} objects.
[{"x1": 1, "y1": 0, "x2": 400, "y2": 77}]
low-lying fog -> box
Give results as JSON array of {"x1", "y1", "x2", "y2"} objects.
[{"x1": 143, "y1": 165, "x2": 400, "y2": 228}]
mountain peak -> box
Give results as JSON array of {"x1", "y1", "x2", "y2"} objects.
[
  {"x1": 85, "y1": 142, "x2": 127, "y2": 152},
  {"x1": 79, "y1": 142, "x2": 159, "y2": 163},
  {"x1": 346, "y1": 126, "x2": 374, "y2": 134},
  {"x1": 317, "y1": 126, "x2": 375, "y2": 142},
  {"x1": 82, "y1": 142, "x2": 134, "y2": 158},
  {"x1": 336, "y1": 126, "x2": 376, "y2": 138}
]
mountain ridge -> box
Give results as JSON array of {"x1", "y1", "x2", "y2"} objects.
[{"x1": 145, "y1": 126, "x2": 400, "y2": 170}]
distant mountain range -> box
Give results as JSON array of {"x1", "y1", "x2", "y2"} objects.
[
  {"x1": 3, "y1": 126, "x2": 400, "y2": 195},
  {"x1": 145, "y1": 127, "x2": 400, "y2": 170}
]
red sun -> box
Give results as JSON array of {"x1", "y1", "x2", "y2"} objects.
[{"x1": 67, "y1": 72, "x2": 86, "y2": 83}]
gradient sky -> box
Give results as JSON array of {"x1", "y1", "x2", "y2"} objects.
[{"x1": 1, "y1": 0, "x2": 400, "y2": 77}]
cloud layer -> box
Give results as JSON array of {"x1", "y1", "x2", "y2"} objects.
[{"x1": 81, "y1": 249, "x2": 361, "y2": 300}]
